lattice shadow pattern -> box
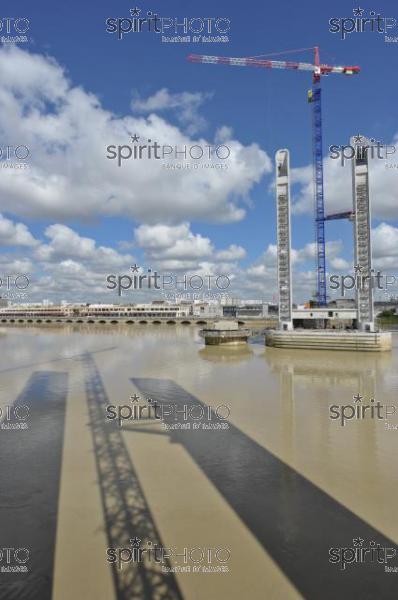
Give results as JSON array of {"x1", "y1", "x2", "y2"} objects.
[{"x1": 82, "y1": 353, "x2": 184, "y2": 600}]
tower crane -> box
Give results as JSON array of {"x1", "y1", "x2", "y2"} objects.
[{"x1": 188, "y1": 47, "x2": 360, "y2": 305}]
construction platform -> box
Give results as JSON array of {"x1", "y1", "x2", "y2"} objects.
[{"x1": 265, "y1": 330, "x2": 392, "y2": 352}]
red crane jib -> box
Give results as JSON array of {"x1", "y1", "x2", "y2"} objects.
[{"x1": 187, "y1": 54, "x2": 360, "y2": 77}]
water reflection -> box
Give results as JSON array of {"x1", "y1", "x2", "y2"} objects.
[
  {"x1": 263, "y1": 345, "x2": 395, "y2": 530},
  {"x1": 0, "y1": 323, "x2": 187, "y2": 338},
  {"x1": 264, "y1": 346, "x2": 392, "y2": 390},
  {"x1": 198, "y1": 345, "x2": 254, "y2": 364},
  {"x1": 132, "y1": 376, "x2": 398, "y2": 600},
  {"x1": 0, "y1": 326, "x2": 397, "y2": 600}
]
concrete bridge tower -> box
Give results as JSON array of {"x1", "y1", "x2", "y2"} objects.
[
  {"x1": 276, "y1": 149, "x2": 293, "y2": 331},
  {"x1": 351, "y1": 135, "x2": 375, "y2": 332}
]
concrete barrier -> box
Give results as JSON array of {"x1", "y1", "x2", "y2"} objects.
[{"x1": 265, "y1": 330, "x2": 392, "y2": 352}]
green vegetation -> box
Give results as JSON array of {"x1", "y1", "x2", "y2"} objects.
[{"x1": 377, "y1": 310, "x2": 398, "y2": 325}]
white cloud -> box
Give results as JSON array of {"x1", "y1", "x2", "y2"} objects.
[
  {"x1": 131, "y1": 88, "x2": 212, "y2": 135},
  {"x1": 296, "y1": 240, "x2": 343, "y2": 263},
  {"x1": 134, "y1": 223, "x2": 194, "y2": 250},
  {"x1": 134, "y1": 224, "x2": 247, "y2": 272},
  {"x1": 134, "y1": 223, "x2": 213, "y2": 260},
  {"x1": 371, "y1": 223, "x2": 398, "y2": 271},
  {"x1": 0, "y1": 253, "x2": 33, "y2": 273},
  {"x1": 216, "y1": 244, "x2": 246, "y2": 261},
  {"x1": 34, "y1": 224, "x2": 135, "y2": 269},
  {"x1": 372, "y1": 222, "x2": 398, "y2": 259},
  {"x1": 291, "y1": 149, "x2": 398, "y2": 220},
  {"x1": 0, "y1": 45, "x2": 270, "y2": 225},
  {"x1": 0, "y1": 213, "x2": 38, "y2": 247},
  {"x1": 0, "y1": 223, "x2": 135, "y2": 302},
  {"x1": 0, "y1": 216, "x2": 362, "y2": 303},
  {"x1": 3, "y1": 215, "x2": 397, "y2": 304},
  {"x1": 330, "y1": 257, "x2": 350, "y2": 270}
]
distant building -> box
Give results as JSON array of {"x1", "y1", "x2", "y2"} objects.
[
  {"x1": 237, "y1": 304, "x2": 269, "y2": 318},
  {"x1": 0, "y1": 302, "x2": 190, "y2": 319},
  {"x1": 192, "y1": 302, "x2": 223, "y2": 318},
  {"x1": 223, "y1": 302, "x2": 270, "y2": 318},
  {"x1": 222, "y1": 305, "x2": 237, "y2": 318}
]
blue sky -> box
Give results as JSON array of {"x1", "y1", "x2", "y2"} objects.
[{"x1": 0, "y1": 0, "x2": 397, "y2": 303}]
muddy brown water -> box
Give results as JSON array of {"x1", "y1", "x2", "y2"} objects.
[{"x1": 0, "y1": 325, "x2": 397, "y2": 600}]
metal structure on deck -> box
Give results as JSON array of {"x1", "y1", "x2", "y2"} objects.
[{"x1": 188, "y1": 47, "x2": 360, "y2": 305}]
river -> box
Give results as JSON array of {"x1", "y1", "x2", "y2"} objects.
[{"x1": 0, "y1": 324, "x2": 397, "y2": 600}]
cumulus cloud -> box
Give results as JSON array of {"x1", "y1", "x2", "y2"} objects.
[
  {"x1": 291, "y1": 147, "x2": 398, "y2": 220},
  {"x1": 371, "y1": 223, "x2": 398, "y2": 270},
  {"x1": 292, "y1": 240, "x2": 344, "y2": 265},
  {"x1": 25, "y1": 230, "x2": 135, "y2": 303},
  {"x1": 134, "y1": 222, "x2": 213, "y2": 262},
  {"x1": 0, "y1": 219, "x2": 364, "y2": 303},
  {"x1": 34, "y1": 224, "x2": 135, "y2": 269},
  {"x1": 0, "y1": 45, "x2": 270, "y2": 225},
  {"x1": 329, "y1": 257, "x2": 350, "y2": 270},
  {"x1": 131, "y1": 88, "x2": 212, "y2": 134},
  {"x1": 134, "y1": 224, "x2": 248, "y2": 278},
  {"x1": 2, "y1": 212, "x2": 397, "y2": 304},
  {"x1": 0, "y1": 253, "x2": 33, "y2": 274},
  {"x1": 372, "y1": 222, "x2": 398, "y2": 258},
  {"x1": 216, "y1": 244, "x2": 246, "y2": 261},
  {"x1": 0, "y1": 213, "x2": 38, "y2": 247}
]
